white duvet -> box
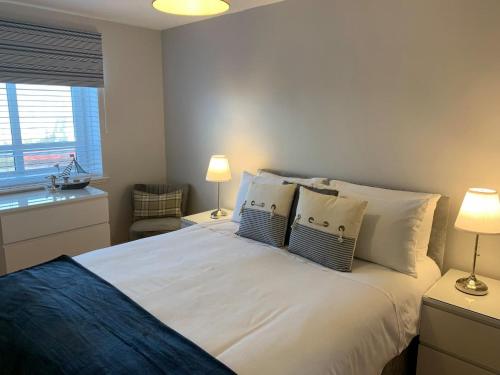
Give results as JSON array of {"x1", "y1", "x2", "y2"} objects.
[{"x1": 76, "y1": 220, "x2": 440, "y2": 375}]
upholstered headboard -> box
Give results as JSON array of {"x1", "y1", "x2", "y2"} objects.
[
  {"x1": 426, "y1": 196, "x2": 450, "y2": 272},
  {"x1": 260, "y1": 169, "x2": 450, "y2": 273}
]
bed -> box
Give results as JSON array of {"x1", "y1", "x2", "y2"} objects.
[
  {"x1": 74, "y1": 203, "x2": 447, "y2": 375},
  {"x1": 0, "y1": 178, "x2": 449, "y2": 375}
]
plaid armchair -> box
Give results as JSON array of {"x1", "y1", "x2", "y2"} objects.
[{"x1": 129, "y1": 183, "x2": 190, "y2": 240}]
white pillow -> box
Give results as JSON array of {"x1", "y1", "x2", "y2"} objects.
[
  {"x1": 257, "y1": 171, "x2": 327, "y2": 187},
  {"x1": 331, "y1": 180, "x2": 440, "y2": 277},
  {"x1": 232, "y1": 171, "x2": 255, "y2": 223},
  {"x1": 331, "y1": 180, "x2": 440, "y2": 259}
]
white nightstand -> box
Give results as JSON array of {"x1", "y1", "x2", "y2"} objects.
[
  {"x1": 417, "y1": 269, "x2": 500, "y2": 375},
  {"x1": 181, "y1": 209, "x2": 234, "y2": 228}
]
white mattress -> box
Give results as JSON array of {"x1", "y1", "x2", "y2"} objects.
[{"x1": 76, "y1": 220, "x2": 440, "y2": 375}]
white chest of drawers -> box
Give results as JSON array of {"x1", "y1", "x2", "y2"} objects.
[{"x1": 0, "y1": 187, "x2": 110, "y2": 274}]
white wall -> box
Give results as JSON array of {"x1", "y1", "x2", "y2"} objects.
[
  {"x1": 163, "y1": 0, "x2": 500, "y2": 278},
  {"x1": 0, "y1": 3, "x2": 167, "y2": 243}
]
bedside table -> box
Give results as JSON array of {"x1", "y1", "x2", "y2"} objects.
[
  {"x1": 417, "y1": 269, "x2": 500, "y2": 375},
  {"x1": 181, "y1": 209, "x2": 234, "y2": 229}
]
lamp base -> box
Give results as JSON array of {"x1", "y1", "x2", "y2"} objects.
[
  {"x1": 455, "y1": 275, "x2": 488, "y2": 296},
  {"x1": 210, "y1": 209, "x2": 227, "y2": 219}
]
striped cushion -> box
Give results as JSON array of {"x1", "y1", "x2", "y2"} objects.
[
  {"x1": 284, "y1": 183, "x2": 338, "y2": 245},
  {"x1": 134, "y1": 189, "x2": 182, "y2": 219},
  {"x1": 238, "y1": 208, "x2": 289, "y2": 247},
  {"x1": 288, "y1": 187, "x2": 367, "y2": 272},
  {"x1": 289, "y1": 223, "x2": 356, "y2": 272},
  {"x1": 236, "y1": 182, "x2": 296, "y2": 247}
]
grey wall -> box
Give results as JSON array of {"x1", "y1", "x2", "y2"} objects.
[
  {"x1": 163, "y1": 0, "x2": 500, "y2": 278},
  {"x1": 0, "y1": 3, "x2": 167, "y2": 244}
]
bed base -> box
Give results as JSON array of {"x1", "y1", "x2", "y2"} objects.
[{"x1": 381, "y1": 336, "x2": 419, "y2": 375}]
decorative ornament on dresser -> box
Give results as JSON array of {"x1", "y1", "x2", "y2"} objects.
[
  {"x1": 56, "y1": 154, "x2": 92, "y2": 190},
  {"x1": 206, "y1": 155, "x2": 231, "y2": 219},
  {"x1": 454, "y1": 188, "x2": 500, "y2": 296}
]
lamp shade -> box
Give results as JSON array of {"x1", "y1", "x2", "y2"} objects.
[
  {"x1": 206, "y1": 155, "x2": 231, "y2": 182},
  {"x1": 152, "y1": 0, "x2": 230, "y2": 16},
  {"x1": 455, "y1": 188, "x2": 500, "y2": 234}
]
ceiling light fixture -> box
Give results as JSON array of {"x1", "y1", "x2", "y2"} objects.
[{"x1": 152, "y1": 0, "x2": 230, "y2": 16}]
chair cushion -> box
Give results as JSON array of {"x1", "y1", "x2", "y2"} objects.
[
  {"x1": 133, "y1": 184, "x2": 190, "y2": 217},
  {"x1": 133, "y1": 189, "x2": 182, "y2": 219},
  {"x1": 130, "y1": 217, "x2": 181, "y2": 233}
]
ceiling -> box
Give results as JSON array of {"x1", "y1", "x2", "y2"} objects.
[{"x1": 3, "y1": 0, "x2": 286, "y2": 30}]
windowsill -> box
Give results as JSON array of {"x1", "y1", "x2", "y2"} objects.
[{"x1": 0, "y1": 176, "x2": 110, "y2": 196}]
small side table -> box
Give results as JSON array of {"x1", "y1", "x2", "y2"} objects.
[
  {"x1": 181, "y1": 209, "x2": 234, "y2": 229},
  {"x1": 417, "y1": 269, "x2": 500, "y2": 375}
]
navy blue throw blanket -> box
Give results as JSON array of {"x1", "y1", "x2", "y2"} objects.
[{"x1": 0, "y1": 256, "x2": 235, "y2": 375}]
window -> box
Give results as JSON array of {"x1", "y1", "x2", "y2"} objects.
[{"x1": 0, "y1": 83, "x2": 103, "y2": 188}]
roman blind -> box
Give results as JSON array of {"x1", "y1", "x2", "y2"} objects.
[{"x1": 0, "y1": 19, "x2": 104, "y2": 87}]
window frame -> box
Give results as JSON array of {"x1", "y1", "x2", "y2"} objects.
[{"x1": 0, "y1": 83, "x2": 103, "y2": 187}]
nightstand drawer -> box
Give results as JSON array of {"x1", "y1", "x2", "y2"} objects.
[
  {"x1": 420, "y1": 305, "x2": 500, "y2": 372},
  {"x1": 417, "y1": 345, "x2": 495, "y2": 375}
]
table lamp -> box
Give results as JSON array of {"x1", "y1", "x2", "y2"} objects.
[
  {"x1": 454, "y1": 188, "x2": 500, "y2": 296},
  {"x1": 206, "y1": 155, "x2": 231, "y2": 219}
]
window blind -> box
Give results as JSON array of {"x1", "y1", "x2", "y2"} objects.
[
  {"x1": 0, "y1": 83, "x2": 103, "y2": 188},
  {"x1": 0, "y1": 19, "x2": 104, "y2": 87}
]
